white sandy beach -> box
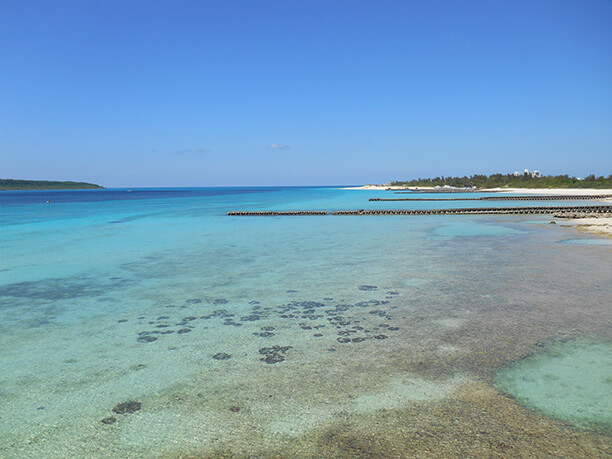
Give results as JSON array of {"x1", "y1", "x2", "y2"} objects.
[
  {"x1": 483, "y1": 187, "x2": 612, "y2": 196},
  {"x1": 341, "y1": 185, "x2": 421, "y2": 190},
  {"x1": 345, "y1": 185, "x2": 612, "y2": 196}
]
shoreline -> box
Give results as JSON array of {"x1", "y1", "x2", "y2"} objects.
[
  {"x1": 343, "y1": 184, "x2": 612, "y2": 196},
  {"x1": 552, "y1": 215, "x2": 612, "y2": 238},
  {"x1": 483, "y1": 187, "x2": 612, "y2": 196}
]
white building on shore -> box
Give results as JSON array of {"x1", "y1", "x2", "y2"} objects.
[{"x1": 514, "y1": 169, "x2": 541, "y2": 178}]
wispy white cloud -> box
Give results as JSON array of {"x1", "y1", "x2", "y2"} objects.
[
  {"x1": 269, "y1": 144, "x2": 289, "y2": 149},
  {"x1": 176, "y1": 148, "x2": 210, "y2": 154}
]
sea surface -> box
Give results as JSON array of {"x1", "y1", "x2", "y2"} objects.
[{"x1": 1, "y1": 187, "x2": 611, "y2": 457}]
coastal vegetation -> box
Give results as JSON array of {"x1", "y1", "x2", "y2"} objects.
[
  {"x1": 390, "y1": 173, "x2": 612, "y2": 189},
  {"x1": 0, "y1": 179, "x2": 104, "y2": 191}
]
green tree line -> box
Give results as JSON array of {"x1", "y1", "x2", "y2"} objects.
[{"x1": 390, "y1": 173, "x2": 612, "y2": 189}]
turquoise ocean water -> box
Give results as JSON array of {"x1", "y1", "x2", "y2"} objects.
[{"x1": 1, "y1": 187, "x2": 611, "y2": 456}]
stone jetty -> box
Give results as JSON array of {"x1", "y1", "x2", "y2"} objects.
[
  {"x1": 227, "y1": 210, "x2": 328, "y2": 216},
  {"x1": 228, "y1": 205, "x2": 612, "y2": 216}
]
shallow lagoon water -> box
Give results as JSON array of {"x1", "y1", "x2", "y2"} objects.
[
  {"x1": 560, "y1": 238, "x2": 612, "y2": 246},
  {"x1": 1, "y1": 187, "x2": 611, "y2": 457},
  {"x1": 496, "y1": 339, "x2": 612, "y2": 431}
]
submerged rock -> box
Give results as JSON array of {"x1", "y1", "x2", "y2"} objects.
[
  {"x1": 337, "y1": 330, "x2": 355, "y2": 336},
  {"x1": 213, "y1": 352, "x2": 231, "y2": 360},
  {"x1": 177, "y1": 328, "x2": 192, "y2": 334},
  {"x1": 297, "y1": 301, "x2": 326, "y2": 308},
  {"x1": 186, "y1": 298, "x2": 202, "y2": 304},
  {"x1": 225, "y1": 321, "x2": 243, "y2": 327},
  {"x1": 137, "y1": 335, "x2": 158, "y2": 343},
  {"x1": 101, "y1": 416, "x2": 117, "y2": 424},
  {"x1": 254, "y1": 331, "x2": 275, "y2": 338},
  {"x1": 358, "y1": 285, "x2": 378, "y2": 291},
  {"x1": 241, "y1": 314, "x2": 262, "y2": 321},
  {"x1": 261, "y1": 353, "x2": 285, "y2": 364},
  {"x1": 259, "y1": 345, "x2": 292, "y2": 364},
  {"x1": 113, "y1": 401, "x2": 142, "y2": 414}
]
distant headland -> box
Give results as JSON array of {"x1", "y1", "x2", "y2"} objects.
[{"x1": 0, "y1": 179, "x2": 105, "y2": 191}]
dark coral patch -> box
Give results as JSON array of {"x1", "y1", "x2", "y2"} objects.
[
  {"x1": 259, "y1": 345, "x2": 292, "y2": 364},
  {"x1": 254, "y1": 331, "x2": 275, "y2": 338},
  {"x1": 113, "y1": 401, "x2": 142, "y2": 414},
  {"x1": 137, "y1": 335, "x2": 157, "y2": 343},
  {"x1": 213, "y1": 353, "x2": 231, "y2": 360}
]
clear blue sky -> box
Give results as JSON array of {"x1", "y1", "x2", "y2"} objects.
[{"x1": 1, "y1": 0, "x2": 611, "y2": 186}]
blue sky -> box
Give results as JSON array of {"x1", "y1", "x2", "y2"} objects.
[{"x1": 1, "y1": 0, "x2": 611, "y2": 186}]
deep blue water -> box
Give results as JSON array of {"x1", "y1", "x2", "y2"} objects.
[{"x1": 1, "y1": 187, "x2": 317, "y2": 206}]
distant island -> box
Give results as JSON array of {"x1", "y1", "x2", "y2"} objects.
[
  {"x1": 390, "y1": 172, "x2": 612, "y2": 189},
  {"x1": 0, "y1": 179, "x2": 105, "y2": 191}
]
